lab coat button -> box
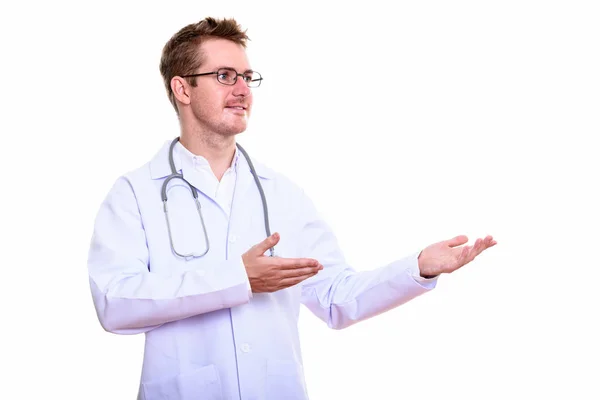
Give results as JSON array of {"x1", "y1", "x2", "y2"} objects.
[{"x1": 241, "y1": 343, "x2": 251, "y2": 353}]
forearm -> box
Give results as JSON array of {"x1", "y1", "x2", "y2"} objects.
[
  {"x1": 303, "y1": 253, "x2": 436, "y2": 330},
  {"x1": 89, "y1": 258, "x2": 250, "y2": 334}
]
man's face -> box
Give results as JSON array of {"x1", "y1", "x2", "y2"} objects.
[{"x1": 186, "y1": 38, "x2": 253, "y2": 137}]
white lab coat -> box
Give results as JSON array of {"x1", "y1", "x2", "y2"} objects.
[{"x1": 88, "y1": 140, "x2": 437, "y2": 400}]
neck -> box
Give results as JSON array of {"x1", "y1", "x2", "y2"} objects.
[{"x1": 179, "y1": 126, "x2": 236, "y2": 181}]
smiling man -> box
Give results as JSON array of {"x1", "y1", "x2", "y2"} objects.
[{"x1": 87, "y1": 17, "x2": 497, "y2": 400}]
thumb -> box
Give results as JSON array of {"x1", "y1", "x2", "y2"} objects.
[
  {"x1": 445, "y1": 235, "x2": 468, "y2": 248},
  {"x1": 250, "y1": 232, "x2": 280, "y2": 255}
]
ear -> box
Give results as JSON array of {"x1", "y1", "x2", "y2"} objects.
[{"x1": 171, "y1": 76, "x2": 191, "y2": 107}]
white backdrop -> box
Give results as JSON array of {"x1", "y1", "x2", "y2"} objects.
[{"x1": 1, "y1": 1, "x2": 599, "y2": 399}]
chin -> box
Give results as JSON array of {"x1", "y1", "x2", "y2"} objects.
[
  {"x1": 216, "y1": 127, "x2": 246, "y2": 138},
  {"x1": 226, "y1": 122, "x2": 248, "y2": 135}
]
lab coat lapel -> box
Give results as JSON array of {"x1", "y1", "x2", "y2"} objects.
[
  {"x1": 232, "y1": 149, "x2": 274, "y2": 213},
  {"x1": 226, "y1": 154, "x2": 263, "y2": 255},
  {"x1": 228, "y1": 151, "x2": 275, "y2": 247},
  {"x1": 149, "y1": 140, "x2": 179, "y2": 179},
  {"x1": 232, "y1": 155, "x2": 255, "y2": 206}
]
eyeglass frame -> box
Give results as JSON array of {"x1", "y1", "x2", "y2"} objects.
[{"x1": 180, "y1": 67, "x2": 263, "y2": 88}]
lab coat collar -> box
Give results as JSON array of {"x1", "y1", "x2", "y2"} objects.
[{"x1": 149, "y1": 139, "x2": 274, "y2": 180}]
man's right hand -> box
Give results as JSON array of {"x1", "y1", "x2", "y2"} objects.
[{"x1": 242, "y1": 232, "x2": 323, "y2": 293}]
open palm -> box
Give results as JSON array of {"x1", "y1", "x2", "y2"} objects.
[{"x1": 418, "y1": 235, "x2": 497, "y2": 277}]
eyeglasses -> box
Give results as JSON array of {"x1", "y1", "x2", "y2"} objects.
[{"x1": 181, "y1": 67, "x2": 263, "y2": 88}]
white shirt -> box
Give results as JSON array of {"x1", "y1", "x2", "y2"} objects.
[{"x1": 175, "y1": 141, "x2": 240, "y2": 217}]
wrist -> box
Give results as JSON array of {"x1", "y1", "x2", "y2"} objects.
[{"x1": 417, "y1": 251, "x2": 437, "y2": 279}]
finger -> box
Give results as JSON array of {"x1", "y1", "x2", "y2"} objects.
[
  {"x1": 277, "y1": 270, "x2": 320, "y2": 289},
  {"x1": 276, "y1": 257, "x2": 321, "y2": 269},
  {"x1": 446, "y1": 235, "x2": 469, "y2": 248},
  {"x1": 485, "y1": 235, "x2": 498, "y2": 247},
  {"x1": 281, "y1": 265, "x2": 322, "y2": 279},
  {"x1": 471, "y1": 238, "x2": 492, "y2": 261},
  {"x1": 478, "y1": 236, "x2": 496, "y2": 251},
  {"x1": 454, "y1": 236, "x2": 496, "y2": 271},
  {"x1": 454, "y1": 245, "x2": 471, "y2": 270},
  {"x1": 469, "y1": 243, "x2": 481, "y2": 262},
  {"x1": 473, "y1": 238, "x2": 484, "y2": 255},
  {"x1": 249, "y1": 232, "x2": 280, "y2": 256}
]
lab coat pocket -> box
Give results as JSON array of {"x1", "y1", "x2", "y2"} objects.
[
  {"x1": 265, "y1": 360, "x2": 309, "y2": 400},
  {"x1": 142, "y1": 364, "x2": 223, "y2": 400}
]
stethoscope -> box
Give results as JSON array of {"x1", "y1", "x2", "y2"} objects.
[{"x1": 161, "y1": 137, "x2": 274, "y2": 259}]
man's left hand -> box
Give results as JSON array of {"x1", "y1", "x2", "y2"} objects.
[{"x1": 418, "y1": 235, "x2": 497, "y2": 278}]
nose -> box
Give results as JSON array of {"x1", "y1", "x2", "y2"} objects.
[{"x1": 232, "y1": 76, "x2": 251, "y2": 97}]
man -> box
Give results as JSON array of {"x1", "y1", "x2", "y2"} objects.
[{"x1": 88, "y1": 17, "x2": 496, "y2": 400}]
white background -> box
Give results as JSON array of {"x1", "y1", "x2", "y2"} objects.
[{"x1": 1, "y1": 0, "x2": 599, "y2": 399}]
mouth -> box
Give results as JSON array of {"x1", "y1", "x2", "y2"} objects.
[{"x1": 225, "y1": 105, "x2": 248, "y2": 116}]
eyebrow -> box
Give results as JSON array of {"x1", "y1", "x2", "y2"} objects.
[{"x1": 215, "y1": 66, "x2": 254, "y2": 73}]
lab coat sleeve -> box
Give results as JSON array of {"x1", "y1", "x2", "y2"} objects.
[
  {"x1": 299, "y1": 191, "x2": 438, "y2": 330},
  {"x1": 87, "y1": 177, "x2": 251, "y2": 335}
]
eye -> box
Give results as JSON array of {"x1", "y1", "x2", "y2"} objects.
[{"x1": 217, "y1": 69, "x2": 236, "y2": 83}]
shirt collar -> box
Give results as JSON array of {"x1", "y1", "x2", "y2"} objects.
[
  {"x1": 149, "y1": 139, "x2": 272, "y2": 180},
  {"x1": 175, "y1": 141, "x2": 240, "y2": 173}
]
